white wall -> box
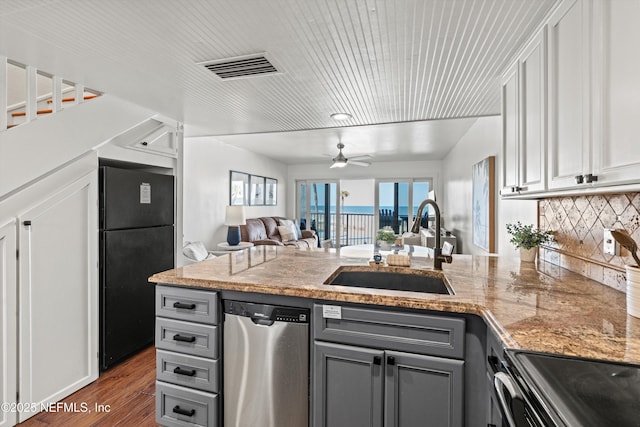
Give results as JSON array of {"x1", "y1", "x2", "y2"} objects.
[
  {"x1": 0, "y1": 95, "x2": 157, "y2": 200},
  {"x1": 183, "y1": 136, "x2": 288, "y2": 249},
  {"x1": 441, "y1": 116, "x2": 537, "y2": 256}
]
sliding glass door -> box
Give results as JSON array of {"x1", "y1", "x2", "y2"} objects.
[
  {"x1": 297, "y1": 180, "x2": 338, "y2": 246},
  {"x1": 376, "y1": 179, "x2": 432, "y2": 234}
]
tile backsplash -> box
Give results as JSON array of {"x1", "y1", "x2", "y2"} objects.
[{"x1": 539, "y1": 193, "x2": 640, "y2": 292}]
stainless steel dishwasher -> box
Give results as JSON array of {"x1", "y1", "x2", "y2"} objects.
[{"x1": 223, "y1": 300, "x2": 309, "y2": 427}]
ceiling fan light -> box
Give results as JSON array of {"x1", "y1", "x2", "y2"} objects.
[
  {"x1": 330, "y1": 112, "x2": 352, "y2": 121},
  {"x1": 330, "y1": 159, "x2": 348, "y2": 168}
]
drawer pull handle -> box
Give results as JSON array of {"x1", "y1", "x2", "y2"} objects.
[
  {"x1": 173, "y1": 301, "x2": 196, "y2": 310},
  {"x1": 387, "y1": 356, "x2": 396, "y2": 366},
  {"x1": 373, "y1": 356, "x2": 382, "y2": 365},
  {"x1": 173, "y1": 334, "x2": 196, "y2": 343},
  {"x1": 173, "y1": 366, "x2": 197, "y2": 376},
  {"x1": 172, "y1": 405, "x2": 195, "y2": 417}
]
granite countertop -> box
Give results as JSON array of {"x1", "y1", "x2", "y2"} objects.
[{"x1": 149, "y1": 245, "x2": 640, "y2": 364}]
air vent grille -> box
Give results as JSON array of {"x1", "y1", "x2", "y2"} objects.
[{"x1": 200, "y1": 54, "x2": 279, "y2": 80}]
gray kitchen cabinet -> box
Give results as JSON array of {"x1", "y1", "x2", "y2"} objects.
[
  {"x1": 314, "y1": 342, "x2": 464, "y2": 427},
  {"x1": 155, "y1": 286, "x2": 220, "y2": 427},
  {"x1": 313, "y1": 304, "x2": 465, "y2": 427},
  {"x1": 314, "y1": 342, "x2": 384, "y2": 427},
  {"x1": 385, "y1": 350, "x2": 464, "y2": 427}
]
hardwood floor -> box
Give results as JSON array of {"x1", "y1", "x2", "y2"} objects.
[{"x1": 19, "y1": 346, "x2": 158, "y2": 427}]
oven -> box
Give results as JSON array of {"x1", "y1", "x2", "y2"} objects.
[{"x1": 494, "y1": 349, "x2": 640, "y2": 427}]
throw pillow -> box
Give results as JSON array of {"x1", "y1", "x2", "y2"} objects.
[
  {"x1": 279, "y1": 219, "x2": 303, "y2": 239},
  {"x1": 183, "y1": 241, "x2": 210, "y2": 261},
  {"x1": 293, "y1": 220, "x2": 303, "y2": 239},
  {"x1": 277, "y1": 224, "x2": 298, "y2": 242},
  {"x1": 279, "y1": 219, "x2": 294, "y2": 227}
]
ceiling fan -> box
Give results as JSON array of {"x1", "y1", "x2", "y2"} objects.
[{"x1": 330, "y1": 142, "x2": 372, "y2": 168}]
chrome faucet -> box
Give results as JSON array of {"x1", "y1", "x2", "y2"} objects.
[{"x1": 411, "y1": 199, "x2": 452, "y2": 270}]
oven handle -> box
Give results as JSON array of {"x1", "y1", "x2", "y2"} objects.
[{"x1": 494, "y1": 372, "x2": 522, "y2": 427}]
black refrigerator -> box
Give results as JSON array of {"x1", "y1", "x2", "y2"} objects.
[{"x1": 99, "y1": 166, "x2": 175, "y2": 371}]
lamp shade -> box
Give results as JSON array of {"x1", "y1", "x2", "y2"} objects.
[{"x1": 225, "y1": 206, "x2": 246, "y2": 226}]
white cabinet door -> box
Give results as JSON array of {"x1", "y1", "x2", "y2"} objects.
[
  {"x1": 548, "y1": 0, "x2": 590, "y2": 190},
  {"x1": 519, "y1": 30, "x2": 546, "y2": 193},
  {"x1": 0, "y1": 220, "x2": 17, "y2": 427},
  {"x1": 18, "y1": 172, "x2": 98, "y2": 422},
  {"x1": 592, "y1": 0, "x2": 640, "y2": 185},
  {"x1": 501, "y1": 29, "x2": 546, "y2": 196},
  {"x1": 501, "y1": 64, "x2": 520, "y2": 195}
]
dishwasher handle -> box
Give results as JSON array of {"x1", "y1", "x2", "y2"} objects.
[{"x1": 251, "y1": 317, "x2": 275, "y2": 326}]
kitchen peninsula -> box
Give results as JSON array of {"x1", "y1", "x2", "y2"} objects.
[
  {"x1": 150, "y1": 245, "x2": 640, "y2": 426},
  {"x1": 151, "y1": 245, "x2": 640, "y2": 362}
]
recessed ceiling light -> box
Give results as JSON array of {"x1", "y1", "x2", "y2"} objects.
[{"x1": 330, "y1": 112, "x2": 352, "y2": 121}]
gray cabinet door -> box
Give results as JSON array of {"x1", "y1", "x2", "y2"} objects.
[
  {"x1": 384, "y1": 351, "x2": 464, "y2": 427},
  {"x1": 314, "y1": 342, "x2": 384, "y2": 427}
]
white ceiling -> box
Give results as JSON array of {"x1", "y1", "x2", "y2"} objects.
[{"x1": 0, "y1": 0, "x2": 558, "y2": 164}]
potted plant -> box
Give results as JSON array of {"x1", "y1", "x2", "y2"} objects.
[
  {"x1": 506, "y1": 222, "x2": 553, "y2": 262},
  {"x1": 376, "y1": 226, "x2": 397, "y2": 250}
]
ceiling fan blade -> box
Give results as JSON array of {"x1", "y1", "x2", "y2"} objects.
[
  {"x1": 350, "y1": 154, "x2": 373, "y2": 161},
  {"x1": 349, "y1": 160, "x2": 371, "y2": 167}
]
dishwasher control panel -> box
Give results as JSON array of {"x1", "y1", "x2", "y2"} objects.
[{"x1": 224, "y1": 300, "x2": 309, "y2": 323}]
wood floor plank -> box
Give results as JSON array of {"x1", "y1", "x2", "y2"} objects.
[{"x1": 18, "y1": 346, "x2": 158, "y2": 426}]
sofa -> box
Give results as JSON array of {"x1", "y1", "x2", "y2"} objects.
[{"x1": 240, "y1": 216, "x2": 318, "y2": 248}]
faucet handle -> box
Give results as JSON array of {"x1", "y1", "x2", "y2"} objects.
[
  {"x1": 441, "y1": 241, "x2": 454, "y2": 257},
  {"x1": 437, "y1": 254, "x2": 453, "y2": 264}
]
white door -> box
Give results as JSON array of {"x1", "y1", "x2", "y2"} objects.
[
  {"x1": 0, "y1": 219, "x2": 17, "y2": 427},
  {"x1": 18, "y1": 172, "x2": 98, "y2": 422}
]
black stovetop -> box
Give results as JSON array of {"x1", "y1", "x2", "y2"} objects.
[{"x1": 506, "y1": 350, "x2": 640, "y2": 427}]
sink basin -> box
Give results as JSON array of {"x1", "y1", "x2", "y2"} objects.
[{"x1": 327, "y1": 268, "x2": 453, "y2": 295}]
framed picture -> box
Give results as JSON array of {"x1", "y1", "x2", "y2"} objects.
[
  {"x1": 230, "y1": 171, "x2": 249, "y2": 206},
  {"x1": 250, "y1": 175, "x2": 265, "y2": 206},
  {"x1": 265, "y1": 178, "x2": 277, "y2": 205},
  {"x1": 472, "y1": 156, "x2": 495, "y2": 252}
]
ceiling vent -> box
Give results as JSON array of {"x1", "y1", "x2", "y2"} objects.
[{"x1": 199, "y1": 53, "x2": 280, "y2": 80}]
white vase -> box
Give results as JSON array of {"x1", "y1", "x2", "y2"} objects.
[
  {"x1": 519, "y1": 247, "x2": 537, "y2": 262},
  {"x1": 625, "y1": 264, "x2": 640, "y2": 318}
]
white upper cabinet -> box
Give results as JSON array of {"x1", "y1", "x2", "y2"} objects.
[
  {"x1": 591, "y1": 0, "x2": 640, "y2": 185},
  {"x1": 503, "y1": 0, "x2": 640, "y2": 196},
  {"x1": 547, "y1": 0, "x2": 590, "y2": 190},
  {"x1": 501, "y1": 64, "x2": 519, "y2": 194},
  {"x1": 501, "y1": 29, "x2": 546, "y2": 196}
]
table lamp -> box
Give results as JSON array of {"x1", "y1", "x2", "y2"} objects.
[{"x1": 225, "y1": 205, "x2": 246, "y2": 246}]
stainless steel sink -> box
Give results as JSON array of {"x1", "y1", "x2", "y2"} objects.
[{"x1": 326, "y1": 267, "x2": 453, "y2": 295}]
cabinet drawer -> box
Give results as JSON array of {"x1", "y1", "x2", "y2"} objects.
[
  {"x1": 156, "y1": 381, "x2": 217, "y2": 427},
  {"x1": 156, "y1": 286, "x2": 218, "y2": 325},
  {"x1": 156, "y1": 318, "x2": 218, "y2": 358},
  {"x1": 313, "y1": 304, "x2": 465, "y2": 359},
  {"x1": 157, "y1": 350, "x2": 219, "y2": 393}
]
